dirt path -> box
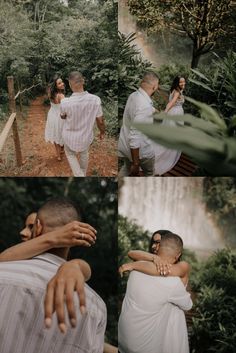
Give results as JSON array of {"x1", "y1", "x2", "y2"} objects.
[{"x1": 0, "y1": 96, "x2": 117, "y2": 177}]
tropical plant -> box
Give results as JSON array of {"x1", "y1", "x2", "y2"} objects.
[
  {"x1": 118, "y1": 214, "x2": 150, "y2": 304},
  {"x1": 103, "y1": 99, "x2": 118, "y2": 137},
  {"x1": 189, "y1": 51, "x2": 236, "y2": 118},
  {"x1": 190, "y1": 249, "x2": 236, "y2": 353},
  {"x1": 127, "y1": 0, "x2": 234, "y2": 68},
  {"x1": 134, "y1": 97, "x2": 236, "y2": 175},
  {"x1": 203, "y1": 178, "x2": 236, "y2": 247},
  {"x1": 118, "y1": 31, "x2": 152, "y2": 121}
]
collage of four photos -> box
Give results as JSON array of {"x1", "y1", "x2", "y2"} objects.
[{"x1": 0, "y1": 1, "x2": 236, "y2": 353}]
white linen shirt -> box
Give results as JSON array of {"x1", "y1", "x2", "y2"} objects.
[
  {"x1": 0, "y1": 253, "x2": 107, "y2": 353},
  {"x1": 118, "y1": 271, "x2": 192, "y2": 353},
  {"x1": 118, "y1": 88, "x2": 156, "y2": 160},
  {"x1": 60, "y1": 92, "x2": 103, "y2": 152}
]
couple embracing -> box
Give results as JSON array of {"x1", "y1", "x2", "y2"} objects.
[
  {"x1": 118, "y1": 72, "x2": 186, "y2": 176},
  {"x1": 45, "y1": 71, "x2": 105, "y2": 176},
  {"x1": 118, "y1": 231, "x2": 192, "y2": 353}
]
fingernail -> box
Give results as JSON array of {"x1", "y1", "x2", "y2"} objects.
[
  {"x1": 80, "y1": 306, "x2": 86, "y2": 315},
  {"x1": 70, "y1": 318, "x2": 76, "y2": 327},
  {"x1": 45, "y1": 318, "x2": 52, "y2": 328},
  {"x1": 59, "y1": 323, "x2": 67, "y2": 334}
]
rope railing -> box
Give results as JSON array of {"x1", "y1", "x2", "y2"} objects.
[
  {"x1": 0, "y1": 76, "x2": 42, "y2": 167},
  {"x1": 14, "y1": 82, "x2": 41, "y2": 100},
  {"x1": 0, "y1": 113, "x2": 16, "y2": 153}
]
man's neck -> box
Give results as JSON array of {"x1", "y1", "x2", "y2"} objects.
[
  {"x1": 140, "y1": 85, "x2": 152, "y2": 97},
  {"x1": 48, "y1": 247, "x2": 69, "y2": 260},
  {"x1": 158, "y1": 254, "x2": 176, "y2": 265},
  {"x1": 72, "y1": 87, "x2": 84, "y2": 93}
]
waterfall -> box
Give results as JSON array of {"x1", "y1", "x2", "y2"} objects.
[
  {"x1": 119, "y1": 178, "x2": 224, "y2": 251},
  {"x1": 119, "y1": 0, "x2": 193, "y2": 68},
  {"x1": 118, "y1": 0, "x2": 160, "y2": 66}
]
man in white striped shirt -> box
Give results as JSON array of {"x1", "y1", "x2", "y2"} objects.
[
  {"x1": 61, "y1": 71, "x2": 106, "y2": 177},
  {"x1": 0, "y1": 198, "x2": 107, "y2": 353},
  {"x1": 118, "y1": 72, "x2": 159, "y2": 176}
]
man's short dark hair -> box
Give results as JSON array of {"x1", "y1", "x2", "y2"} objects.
[
  {"x1": 68, "y1": 71, "x2": 84, "y2": 84},
  {"x1": 37, "y1": 198, "x2": 81, "y2": 231},
  {"x1": 141, "y1": 71, "x2": 159, "y2": 85},
  {"x1": 159, "y1": 232, "x2": 183, "y2": 255}
]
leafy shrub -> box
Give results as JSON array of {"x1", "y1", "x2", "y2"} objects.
[
  {"x1": 118, "y1": 215, "x2": 150, "y2": 305},
  {"x1": 188, "y1": 51, "x2": 236, "y2": 120},
  {"x1": 118, "y1": 32, "x2": 152, "y2": 121},
  {"x1": 135, "y1": 98, "x2": 236, "y2": 175},
  {"x1": 103, "y1": 99, "x2": 118, "y2": 137},
  {"x1": 190, "y1": 249, "x2": 236, "y2": 353}
]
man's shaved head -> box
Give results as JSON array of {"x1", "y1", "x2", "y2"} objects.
[
  {"x1": 158, "y1": 232, "x2": 183, "y2": 257},
  {"x1": 141, "y1": 71, "x2": 159, "y2": 85},
  {"x1": 68, "y1": 71, "x2": 84, "y2": 85},
  {"x1": 37, "y1": 198, "x2": 81, "y2": 233}
]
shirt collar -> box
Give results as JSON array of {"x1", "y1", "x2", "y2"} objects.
[
  {"x1": 33, "y1": 252, "x2": 66, "y2": 267},
  {"x1": 138, "y1": 87, "x2": 153, "y2": 103},
  {"x1": 71, "y1": 91, "x2": 88, "y2": 97}
]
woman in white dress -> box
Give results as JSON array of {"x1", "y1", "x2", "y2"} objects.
[
  {"x1": 45, "y1": 76, "x2": 65, "y2": 161},
  {"x1": 154, "y1": 76, "x2": 186, "y2": 175}
]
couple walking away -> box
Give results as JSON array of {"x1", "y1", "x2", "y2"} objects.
[
  {"x1": 45, "y1": 71, "x2": 106, "y2": 177},
  {"x1": 118, "y1": 72, "x2": 185, "y2": 176}
]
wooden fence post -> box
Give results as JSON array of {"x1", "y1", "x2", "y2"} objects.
[{"x1": 7, "y1": 76, "x2": 22, "y2": 166}]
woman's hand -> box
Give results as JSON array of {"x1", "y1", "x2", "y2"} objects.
[
  {"x1": 44, "y1": 259, "x2": 89, "y2": 333},
  {"x1": 50, "y1": 221, "x2": 97, "y2": 248},
  {"x1": 119, "y1": 262, "x2": 134, "y2": 277},
  {"x1": 153, "y1": 256, "x2": 172, "y2": 276}
]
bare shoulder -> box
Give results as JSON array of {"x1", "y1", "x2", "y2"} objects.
[
  {"x1": 178, "y1": 261, "x2": 191, "y2": 272},
  {"x1": 172, "y1": 89, "x2": 180, "y2": 98}
]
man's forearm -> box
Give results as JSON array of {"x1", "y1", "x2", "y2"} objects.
[
  {"x1": 0, "y1": 234, "x2": 52, "y2": 262},
  {"x1": 96, "y1": 117, "x2": 105, "y2": 134},
  {"x1": 130, "y1": 148, "x2": 140, "y2": 165},
  {"x1": 132, "y1": 261, "x2": 159, "y2": 275},
  {"x1": 128, "y1": 250, "x2": 155, "y2": 262}
]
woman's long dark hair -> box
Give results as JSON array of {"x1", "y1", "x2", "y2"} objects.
[
  {"x1": 170, "y1": 76, "x2": 183, "y2": 93},
  {"x1": 148, "y1": 229, "x2": 172, "y2": 253},
  {"x1": 149, "y1": 229, "x2": 182, "y2": 262},
  {"x1": 49, "y1": 75, "x2": 65, "y2": 102}
]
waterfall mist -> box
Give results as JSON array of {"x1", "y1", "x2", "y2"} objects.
[
  {"x1": 119, "y1": 178, "x2": 224, "y2": 251},
  {"x1": 118, "y1": 0, "x2": 194, "y2": 68}
]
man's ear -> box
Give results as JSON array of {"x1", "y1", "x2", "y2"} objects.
[
  {"x1": 33, "y1": 218, "x2": 43, "y2": 238},
  {"x1": 175, "y1": 252, "x2": 182, "y2": 262}
]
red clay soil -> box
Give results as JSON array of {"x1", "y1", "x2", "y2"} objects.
[{"x1": 0, "y1": 96, "x2": 117, "y2": 177}]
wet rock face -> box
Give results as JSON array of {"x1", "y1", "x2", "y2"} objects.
[{"x1": 119, "y1": 177, "x2": 224, "y2": 251}]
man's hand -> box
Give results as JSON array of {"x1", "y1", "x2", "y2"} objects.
[
  {"x1": 153, "y1": 256, "x2": 172, "y2": 276},
  {"x1": 129, "y1": 163, "x2": 139, "y2": 176},
  {"x1": 119, "y1": 262, "x2": 134, "y2": 277},
  {"x1": 51, "y1": 221, "x2": 97, "y2": 248},
  {"x1": 60, "y1": 113, "x2": 67, "y2": 119},
  {"x1": 44, "y1": 260, "x2": 88, "y2": 333},
  {"x1": 99, "y1": 131, "x2": 105, "y2": 140}
]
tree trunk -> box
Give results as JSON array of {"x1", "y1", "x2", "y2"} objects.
[{"x1": 191, "y1": 44, "x2": 201, "y2": 68}]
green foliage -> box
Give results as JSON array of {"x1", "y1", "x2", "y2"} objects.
[
  {"x1": 0, "y1": 177, "x2": 118, "y2": 345},
  {"x1": 118, "y1": 32, "x2": 152, "y2": 121},
  {"x1": 103, "y1": 99, "x2": 118, "y2": 137},
  {"x1": 203, "y1": 178, "x2": 236, "y2": 247},
  {"x1": 118, "y1": 215, "x2": 150, "y2": 305},
  {"x1": 135, "y1": 97, "x2": 236, "y2": 176},
  {"x1": 0, "y1": 0, "x2": 117, "y2": 108},
  {"x1": 191, "y1": 249, "x2": 236, "y2": 353},
  {"x1": 127, "y1": 0, "x2": 234, "y2": 68},
  {"x1": 189, "y1": 52, "x2": 236, "y2": 119}
]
